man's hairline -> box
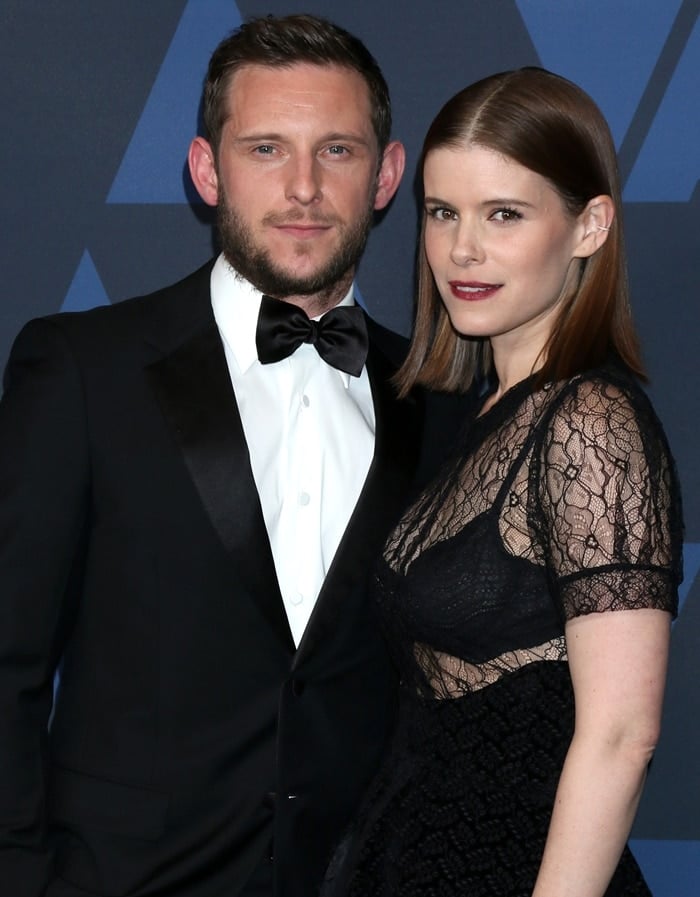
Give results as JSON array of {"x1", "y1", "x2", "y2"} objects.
[{"x1": 209, "y1": 59, "x2": 383, "y2": 160}]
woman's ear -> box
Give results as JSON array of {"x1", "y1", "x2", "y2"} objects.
[
  {"x1": 573, "y1": 195, "x2": 615, "y2": 259},
  {"x1": 188, "y1": 137, "x2": 219, "y2": 207}
]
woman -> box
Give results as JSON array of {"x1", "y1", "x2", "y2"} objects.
[{"x1": 323, "y1": 68, "x2": 683, "y2": 897}]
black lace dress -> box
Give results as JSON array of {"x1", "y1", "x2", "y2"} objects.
[{"x1": 323, "y1": 365, "x2": 683, "y2": 897}]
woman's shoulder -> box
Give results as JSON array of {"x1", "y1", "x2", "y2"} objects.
[
  {"x1": 537, "y1": 362, "x2": 661, "y2": 442},
  {"x1": 531, "y1": 363, "x2": 681, "y2": 519}
]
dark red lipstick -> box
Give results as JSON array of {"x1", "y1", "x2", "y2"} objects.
[{"x1": 448, "y1": 281, "x2": 502, "y2": 301}]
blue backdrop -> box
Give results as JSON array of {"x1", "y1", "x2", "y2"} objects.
[{"x1": 1, "y1": 1, "x2": 698, "y2": 892}]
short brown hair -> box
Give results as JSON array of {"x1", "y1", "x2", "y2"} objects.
[
  {"x1": 201, "y1": 14, "x2": 392, "y2": 158},
  {"x1": 397, "y1": 67, "x2": 644, "y2": 396}
]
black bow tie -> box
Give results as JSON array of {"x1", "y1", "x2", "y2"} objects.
[{"x1": 255, "y1": 295, "x2": 369, "y2": 377}]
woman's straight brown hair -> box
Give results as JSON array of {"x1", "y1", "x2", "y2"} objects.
[{"x1": 396, "y1": 67, "x2": 644, "y2": 397}]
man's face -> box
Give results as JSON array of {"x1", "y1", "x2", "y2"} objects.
[{"x1": 210, "y1": 63, "x2": 387, "y2": 304}]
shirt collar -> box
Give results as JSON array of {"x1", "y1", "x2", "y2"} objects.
[{"x1": 210, "y1": 253, "x2": 358, "y2": 384}]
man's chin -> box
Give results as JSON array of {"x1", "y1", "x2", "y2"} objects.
[
  {"x1": 260, "y1": 271, "x2": 348, "y2": 298},
  {"x1": 224, "y1": 252, "x2": 351, "y2": 298}
]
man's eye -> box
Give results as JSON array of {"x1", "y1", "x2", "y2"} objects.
[{"x1": 253, "y1": 145, "x2": 276, "y2": 155}]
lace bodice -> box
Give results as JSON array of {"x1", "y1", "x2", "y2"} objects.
[{"x1": 377, "y1": 365, "x2": 683, "y2": 700}]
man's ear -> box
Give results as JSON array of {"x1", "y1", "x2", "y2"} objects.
[
  {"x1": 374, "y1": 140, "x2": 406, "y2": 211},
  {"x1": 573, "y1": 194, "x2": 615, "y2": 259},
  {"x1": 188, "y1": 137, "x2": 219, "y2": 207}
]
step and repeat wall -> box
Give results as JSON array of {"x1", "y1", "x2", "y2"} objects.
[{"x1": 2, "y1": 1, "x2": 698, "y2": 892}]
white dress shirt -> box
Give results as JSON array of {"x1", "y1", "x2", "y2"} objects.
[{"x1": 210, "y1": 255, "x2": 375, "y2": 646}]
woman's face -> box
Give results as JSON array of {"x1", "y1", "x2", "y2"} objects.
[{"x1": 423, "y1": 143, "x2": 589, "y2": 370}]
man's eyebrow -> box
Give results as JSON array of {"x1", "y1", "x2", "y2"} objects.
[{"x1": 231, "y1": 132, "x2": 373, "y2": 146}]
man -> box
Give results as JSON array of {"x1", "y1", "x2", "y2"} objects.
[{"x1": 0, "y1": 14, "x2": 427, "y2": 897}]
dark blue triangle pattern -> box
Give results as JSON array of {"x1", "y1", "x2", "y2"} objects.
[
  {"x1": 60, "y1": 251, "x2": 110, "y2": 312},
  {"x1": 631, "y1": 839, "x2": 700, "y2": 896},
  {"x1": 108, "y1": 0, "x2": 243, "y2": 204},
  {"x1": 625, "y1": 14, "x2": 699, "y2": 201},
  {"x1": 515, "y1": 0, "x2": 693, "y2": 201}
]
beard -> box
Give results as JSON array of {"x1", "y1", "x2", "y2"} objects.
[{"x1": 216, "y1": 187, "x2": 376, "y2": 300}]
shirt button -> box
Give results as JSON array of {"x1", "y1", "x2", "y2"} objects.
[
  {"x1": 299, "y1": 491, "x2": 310, "y2": 506},
  {"x1": 290, "y1": 592, "x2": 304, "y2": 606},
  {"x1": 302, "y1": 394, "x2": 310, "y2": 407}
]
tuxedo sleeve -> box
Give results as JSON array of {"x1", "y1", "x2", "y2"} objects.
[{"x1": 0, "y1": 317, "x2": 90, "y2": 892}]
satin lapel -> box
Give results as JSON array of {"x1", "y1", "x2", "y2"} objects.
[
  {"x1": 292, "y1": 339, "x2": 422, "y2": 668},
  {"x1": 146, "y1": 322, "x2": 294, "y2": 652}
]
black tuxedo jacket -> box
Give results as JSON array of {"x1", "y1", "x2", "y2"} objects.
[{"x1": 0, "y1": 261, "x2": 425, "y2": 897}]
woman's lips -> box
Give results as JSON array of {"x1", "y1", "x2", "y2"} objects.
[{"x1": 448, "y1": 281, "x2": 502, "y2": 301}]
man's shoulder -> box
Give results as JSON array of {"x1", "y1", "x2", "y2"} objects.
[
  {"x1": 7, "y1": 261, "x2": 216, "y2": 378},
  {"x1": 364, "y1": 314, "x2": 409, "y2": 368},
  {"x1": 47, "y1": 259, "x2": 215, "y2": 331},
  {"x1": 415, "y1": 384, "x2": 480, "y2": 487},
  {"x1": 16, "y1": 260, "x2": 217, "y2": 363}
]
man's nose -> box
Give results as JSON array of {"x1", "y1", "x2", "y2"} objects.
[{"x1": 285, "y1": 154, "x2": 322, "y2": 205}]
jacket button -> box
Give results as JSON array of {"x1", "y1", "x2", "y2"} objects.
[{"x1": 291, "y1": 679, "x2": 305, "y2": 697}]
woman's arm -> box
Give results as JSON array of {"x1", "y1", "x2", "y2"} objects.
[{"x1": 532, "y1": 606, "x2": 671, "y2": 897}]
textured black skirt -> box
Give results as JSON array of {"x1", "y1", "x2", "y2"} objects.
[{"x1": 322, "y1": 661, "x2": 651, "y2": 897}]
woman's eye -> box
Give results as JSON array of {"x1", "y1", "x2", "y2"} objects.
[
  {"x1": 427, "y1": 207, "x2": 457, "y2": 221},
  {"x1": 491, "y1": 207, "x2": 522, "y2": 222}
]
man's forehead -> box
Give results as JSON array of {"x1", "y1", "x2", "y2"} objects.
[
  {"x1": 221, "y1": 62, "x2": 374, "y2": 137},
  {"x1": 225, "y1": 62, "x2": 371, "y2": 109}
]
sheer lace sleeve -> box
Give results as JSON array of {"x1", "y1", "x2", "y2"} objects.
[{"x1": 530, "y1": 374, "x2": 683, "y2": 621}]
